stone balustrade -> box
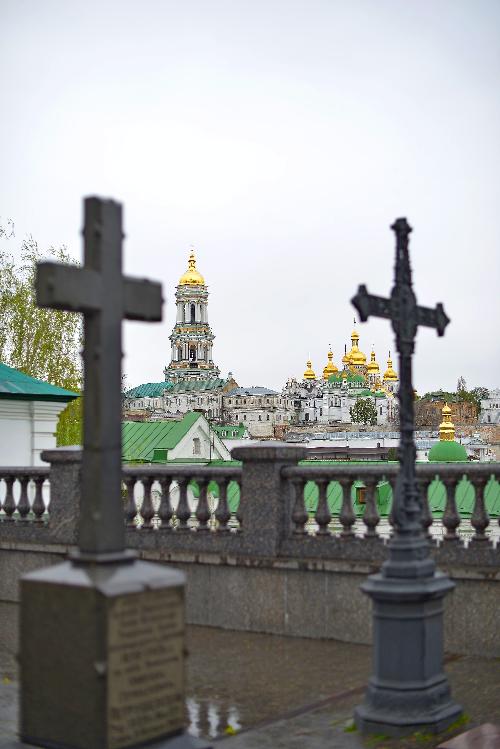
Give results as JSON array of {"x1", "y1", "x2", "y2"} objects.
[
  {"x1": 1, "y1": 445, "x2": 499, "y2": 565},
  {"x1": 1, "y1": 445, "x2": 500, "y2": 656},
  {"x1": 0, "y1": 467, "x2": 50, "y2": 522}
]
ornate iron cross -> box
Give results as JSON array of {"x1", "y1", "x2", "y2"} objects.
[
  {"x1": 36, "y1": 197, "x2": 163, "y2": 559},
  {"x1": 352, "y1": 218, "x2": 450, "y2": 571}
]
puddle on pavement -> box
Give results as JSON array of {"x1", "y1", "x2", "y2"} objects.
[
  {"x1": 185, "y1": 625, "x2": 371, "y2": 739},
  {"x1": 0, "y1": 615, "x2": 371, "y2": 742}
]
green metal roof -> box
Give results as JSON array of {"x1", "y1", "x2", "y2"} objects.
[
  {"x1": 212, "y1": 424, "x2": 246, "y2": 439},
  {"x1": 126, "y1": 381, "x2": 173, "y2": 398},
  {"x1": 428, "y1": 476, "x2": 500, "y2": 518},
  {"x1": 126, "y1": 378, "x2": 228, "y2": 399},
  {"x1": 301, "y1": 475, "x2": 500, "y2": 519},
  {"x1": 428, "y1": 440, "x2": 468, "y2": 462},
  {"x1": 122, "y1": 413, "x2": 202, "y2": 462},
  {"x1": 0, "y1": 362, "x2": 78, "y2": 402},
  {"x1": 189, "y1": 478, "x2": 241, "y2": 512}
]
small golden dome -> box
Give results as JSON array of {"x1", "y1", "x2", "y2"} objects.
[
  {"x1": 342, "y1": 345, "x2": 351, "y2": 365},
  {"x1": 367, "y1": 349, "x2": 380, "y2": 374},
  {"x1": 439, "y1": 403, "x2": 456, "y2": 441},
  {"x1": 383, "y1": 353, "x2": 398, "y2": 382},
  {"x1": 322, "y1": 348, "x2": 338, "y2": 380},
  {"x1": 303, "y1": 359, "x2": 316, "y2": 381},
  {"x1": 179, "y1": 249, "x2": 205, "y2": 286}
]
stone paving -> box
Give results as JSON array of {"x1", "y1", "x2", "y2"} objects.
[{"x1": 1, "y1": 626, "x2": 499, "y2": 748}]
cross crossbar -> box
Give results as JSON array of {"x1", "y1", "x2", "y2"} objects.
[{"x1": 37, "y1": 263, "x2": 162, "y2": 321}]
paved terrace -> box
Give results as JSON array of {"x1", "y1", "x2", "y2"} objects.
[{"x1": 1, "y1": 626, "x2": 499, "y2": 749}]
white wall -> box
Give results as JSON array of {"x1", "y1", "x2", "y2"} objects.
[{"x1": 0, "y1": 399, "x2": 69, "y2": 466}]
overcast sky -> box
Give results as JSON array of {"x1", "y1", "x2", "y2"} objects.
[{"x1": 1, "y1": 0, "x2": 499, "y2": 394}]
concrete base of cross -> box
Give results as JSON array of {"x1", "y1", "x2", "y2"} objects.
[{"x1": 354, "y1": 569, "x2": 463, "y2": 737}]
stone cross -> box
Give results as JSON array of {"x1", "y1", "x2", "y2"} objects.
[
  {"x1": 351, "y1": 219, "x2": 461, "y2": 736},
  {"x1": 36, "y1": 196, "x2": 162, "y2": 559},
  {"x1": 352, "y1": 217, "x2": 449, "y2": 555}
]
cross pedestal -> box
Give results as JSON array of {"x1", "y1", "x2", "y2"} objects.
[
  {"x1": 351, "y1": 219, "x2": 461, "y2": 737},
  {"x1": 16, "y1": 198, "x2": 210, "y2": 749}
]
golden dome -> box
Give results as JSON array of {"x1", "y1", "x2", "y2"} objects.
[
  {"x1": 342, "y1": 344, "x2": 351, "y2": 366},
  {"x1": 349, "y1": 344, "x2": 367, "y2": 366},
  {"x1": 322, "y1": 348, "x2": 338, "y2": 380},
  {"x1": 303, "y1": 359, "x2": 316, "y2": 381},
  {"x1": 383, "y1": 353, "x2": 398, "y2": 382},
  {"x1": 439, "y1": 403, "x2": 455, "y2": 441},
  {"x1": 347, "y1": 323, "x2": 366, "y2": 366},
  {"x1": 366, "y1": 349, "x2": 380, "y2": 374},
  {"x1": 179, "y1": 249, "x2": 205, "y2": 286}
]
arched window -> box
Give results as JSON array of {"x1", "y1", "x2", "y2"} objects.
[
  {"x1": 192, "y1": 438, "x2": 201, "y2": 455},
  {"x1": 190, "y1": 303, "x2": 196, "y2": 323}
]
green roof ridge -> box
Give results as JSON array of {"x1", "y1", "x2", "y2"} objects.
[{"x1": 0, "y1": 362, "x2": 78, "y2": 402}]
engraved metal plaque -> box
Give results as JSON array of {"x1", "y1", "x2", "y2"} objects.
[{"x1": 107, "y1": 586, "x2": 184, "y2": 748}]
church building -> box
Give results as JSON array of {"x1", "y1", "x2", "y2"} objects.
[
  {"x1": 164, "y1": 249, "x2": 220, "y2": 382},
  {"x1": 284, "y1": 324, "x2": 399, "y2": 426},
  {"x1": 125, "y1": 250, "x2": 238, "y2": 422}
]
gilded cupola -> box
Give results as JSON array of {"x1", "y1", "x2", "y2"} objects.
[
  {"x1": 366, "y1": 348, "x2": 380, "y2": 375},
  {"x1": 303, "y1": 359, "x2": 317, "y2": 381},
  {"x1": 348, "y1": 325, "x2": 367, "y2": 366},
  {"x1": 428, "y1": 403, "x2": 468, "y2": 462},
  {"x1": 383, "y1": 353, "x2": 398, "y2": 382},
  {"x1": 438, "y1": 403, "x2": 455, "y2": 441},
  {"x1": 322, "y1": 347, "x2": 338, "y2": 380},
  {"x1": 179, "y1": 248, "x2": 205, "y2": 286}
]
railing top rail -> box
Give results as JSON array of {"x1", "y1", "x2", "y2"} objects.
[
  {"x1": 282, "y1": 462, "x2": 500, "y2": 481},
  {"x1": 282, "y1": 464, "x2": 398, "y2": 480},
  {"x1": 122, "y1": 465, "x2": 242, "y2": 480},
  {"x1": 0, "y1": 467, "x2": 50, "y2": 477},
  {"x1": 416, "y1": 462, "x2": 500, "y2": 479}
]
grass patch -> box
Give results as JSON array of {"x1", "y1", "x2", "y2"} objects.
[{"x1": 343, "y1": 721, "x2": 357, "y2": 733}]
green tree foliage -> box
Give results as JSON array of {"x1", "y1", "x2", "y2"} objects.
[
  {"x1": 349, "y1": 397, "x2": 377, "y2": 426},
  {"x1": 0, "y1": 225, "x2": 83, "y2": 444},
  {"x1": 420, "y1": 381, "x2": 489, "y2": 418},
  {"x1": 56, "y1": 395, "x2": 83, "y2": 446},
  {"x1": 0, "y1": 235, "x2": 81, "y2": 389}
]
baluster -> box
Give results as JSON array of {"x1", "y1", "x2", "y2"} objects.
[
  {"x1": 291, "y1": 478, "x2": 308, "y2": 535},
  {"x1": 140, "y1": 475, "x2": 155, "y2": 529},
  {"x1": 363, "y1": 478, "x2": 380, "y2": 538},
  {"x1": 339, "y1": 478, "x2": 355, "y2": 538},
  {"x1": 17, "y1": 475, "x2": 31, "y2": 520},
  {"x1": 418, "y1": 477, "x2": 434, "y2": 543},
  {"x1": 158, "y1": 477, "x2": 173, "y2": 530},
  {"x1": 32, "y1": 476, "x2": 46, "y2": 523},
  {"x1": 315, "y1": 479, "x2": 331, "y2": 536},
  {"x1": 124, "y1": 476, "x2": 138, "y2": 528},
  {"x1": 235, "y1": 482, "x2": 243, "y2": 530},
  {"x1": 215, "y1": 478, "x2": 231, "y2": 533},
  {"x1": 2, "y1": 475, "x2": 16, "y2": 520},
  {"x1": 442, "y1": 476, "x2": 461, "y2": 543},
  {"x1": 195, "y1": 478, "x2": 210, "y2": 531},
  {"x1": 176, "y1": 477, "x2": 191, "y2": 531},
  {"x1": 471, "y1": 477, "x2": 490, "y2": 544}
]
